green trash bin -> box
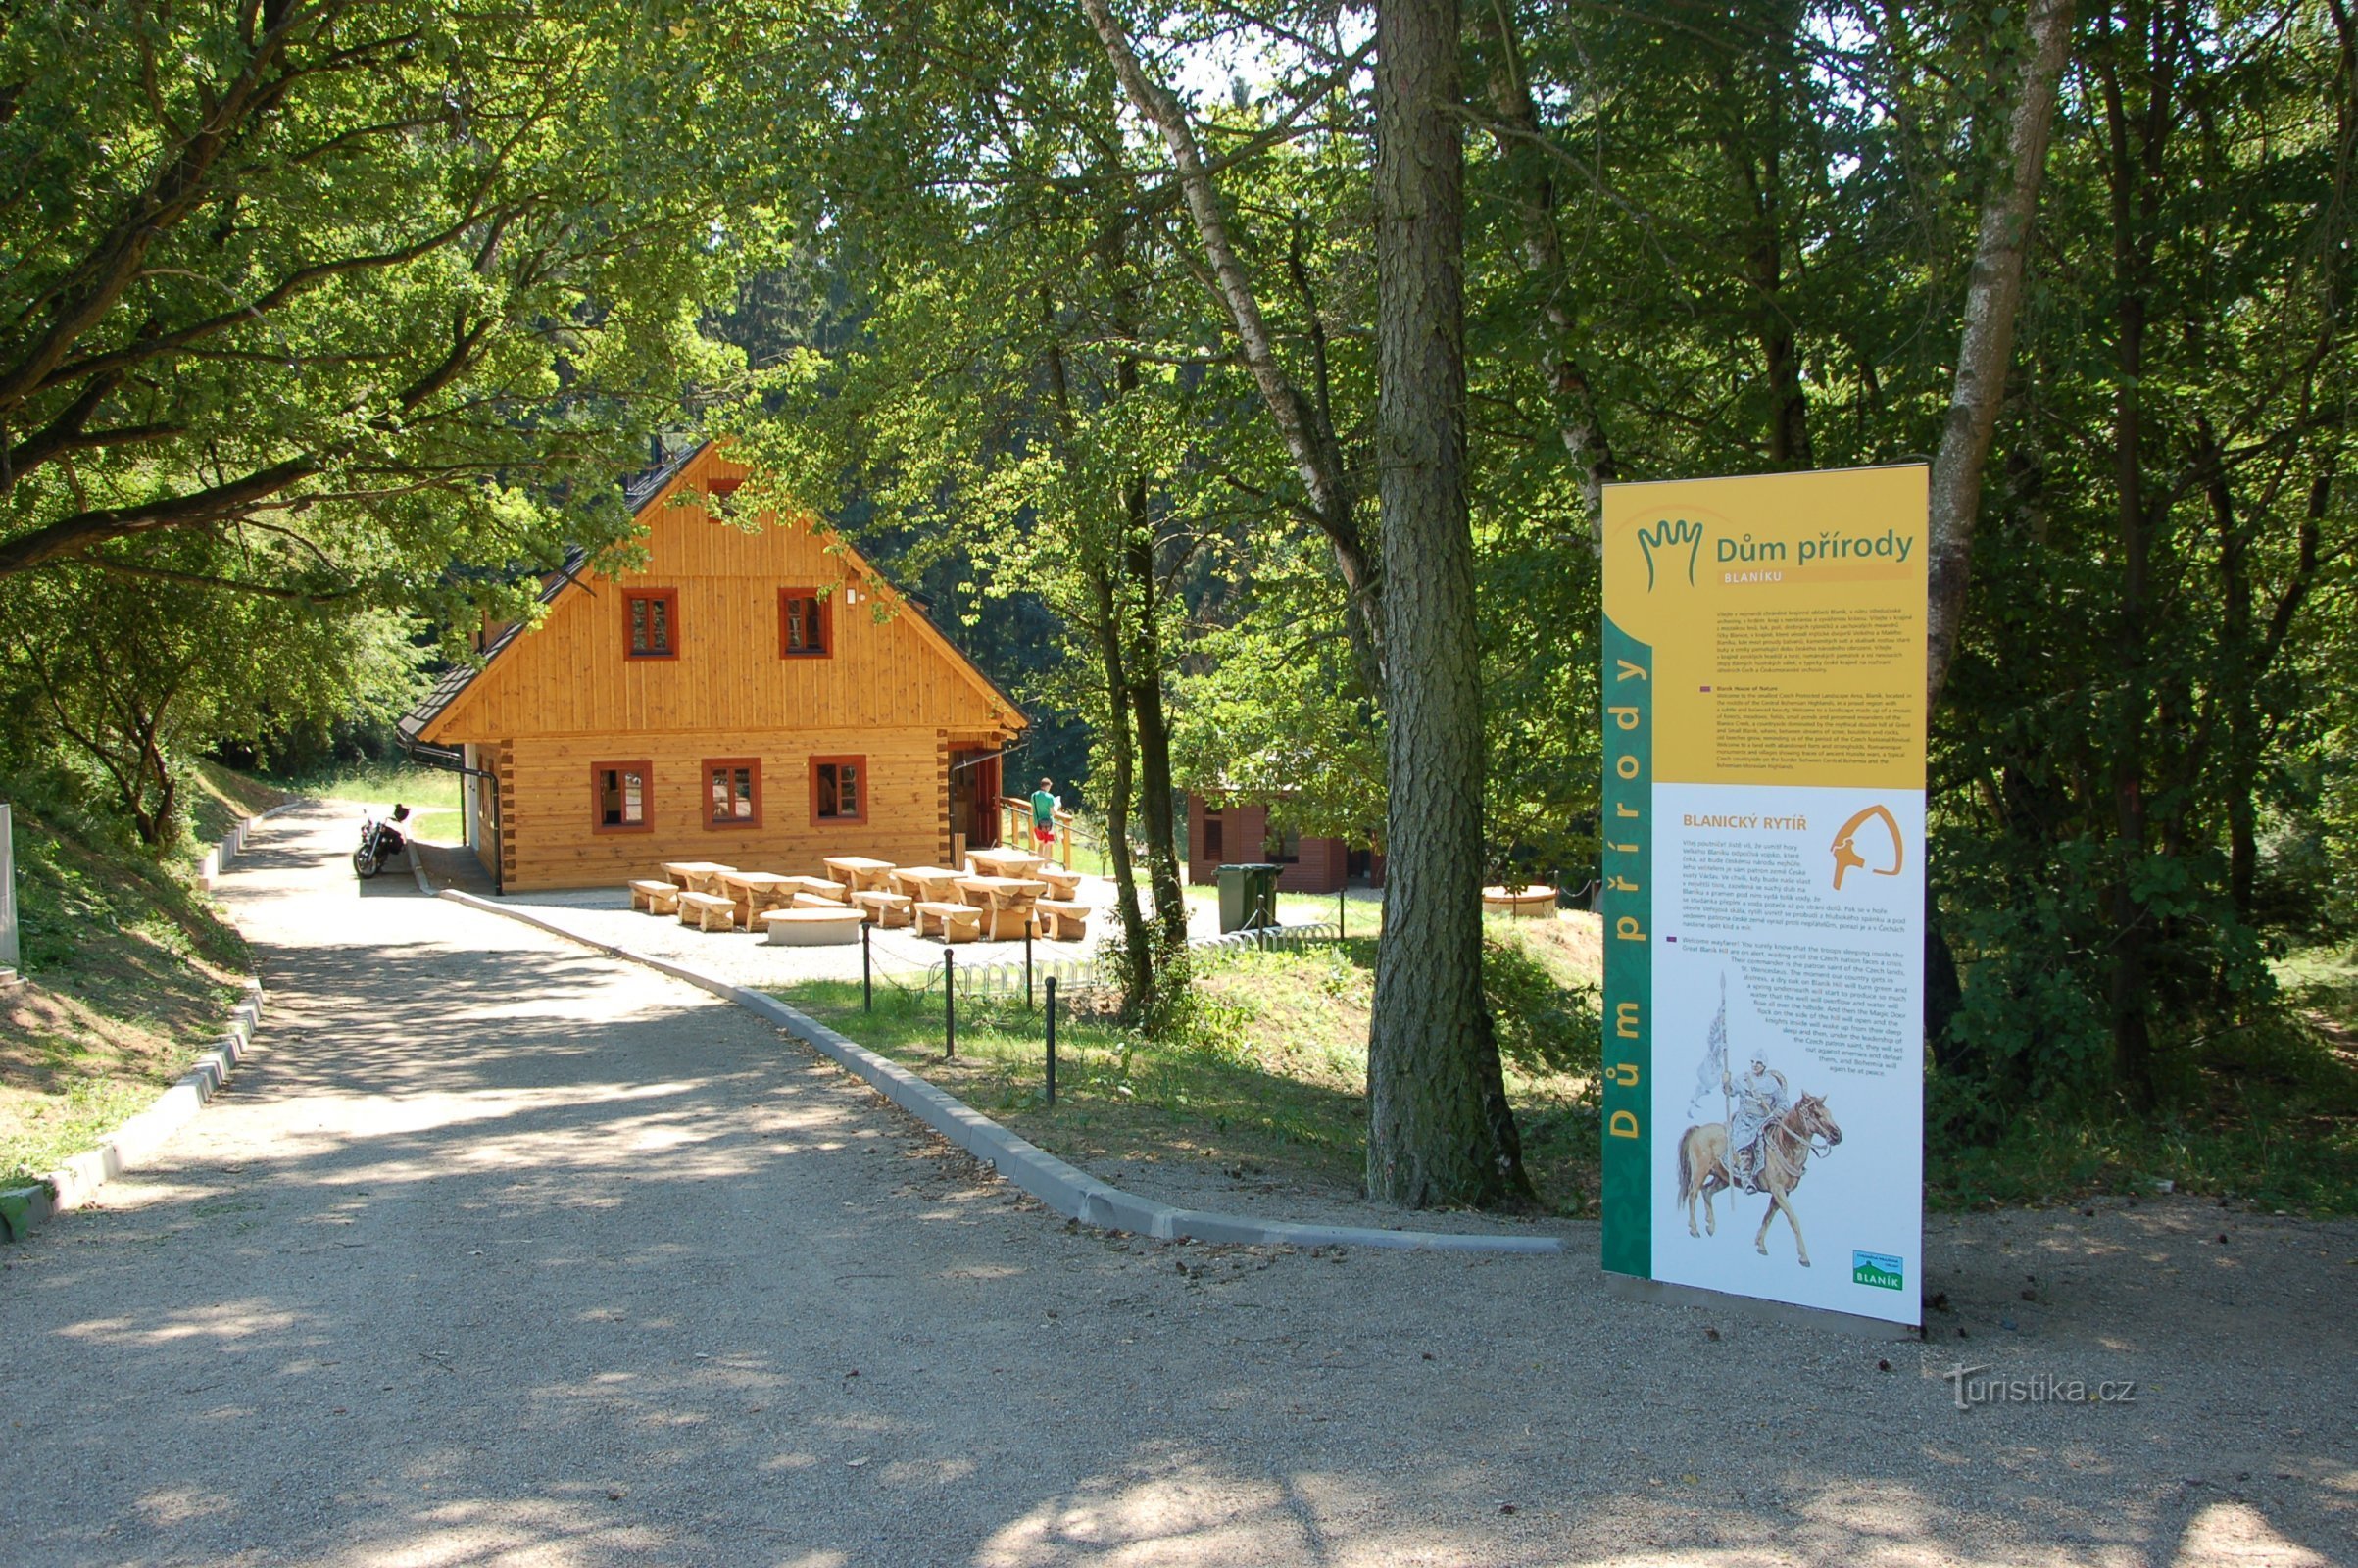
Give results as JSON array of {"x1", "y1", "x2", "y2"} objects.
[{"x1": 1218, "y1": 862, "x2": 1282, "y2": 933}]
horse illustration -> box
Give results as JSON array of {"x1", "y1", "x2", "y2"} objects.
[{"x1": 1675, "y1": 1094, "x2": 1843, "y2": 1266}]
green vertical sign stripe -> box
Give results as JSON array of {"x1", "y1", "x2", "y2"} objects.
[{"x1": 1599, "y1": 615, "x2": 1652, "y2": 1278}]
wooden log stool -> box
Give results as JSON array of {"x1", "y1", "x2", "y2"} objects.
[
  {"x1": 850, "y1": 890, "x2": 913, "y2": 928},
  {"x1": 629, "y1": 878, "x2": 681, "y2": 915},
  {"x1": 914, "y1": 902, "x2": 984, "y2": 944},
  {"x1": 676, "y1": 891, "x2": 738, "y2": 932},
  {"x1": 1034, "y1": 900, "x2": 1093, "y2": 941},
  {"x1": 759, "y1": 907, "x2": 864, "y2": 947}
]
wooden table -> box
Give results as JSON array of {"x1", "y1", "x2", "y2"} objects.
[
  {"x1": 889, "y1": 866, "x2": 963, "y2": 905},
  {"x1": 822, "y1": 856, "x2": 899, "y2": 894},
  {"x1": 966, "y1": 848, "x2": 1044, "y2": 879},
  {"x1": 717, "y1": 870, "x2": 798, "y2": 926},
  {"x1": 1035, "y1": 866, "x2": 1082, "y2": 900},
  {"x1": 956, "y1": 875, "x2": 1048, "y2": 941},
  {"x1": 776, "y1": 874, "x2": 847, "y2": 904},
  {"x1": 661, "y1": 861, "x2": 737, "y2": 895}
]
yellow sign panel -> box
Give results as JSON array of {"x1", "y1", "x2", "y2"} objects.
[{"x1": 1601, "y1": 466, "x2": 1928, "y2": 790}]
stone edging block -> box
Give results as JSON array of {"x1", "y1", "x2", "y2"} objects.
[
  {"x1": 0, "y1": 981, "x2": 266, "y2": 1245},
  {"x1": 438, "y1": 889, "x2": 1563, "y2": 1257}
]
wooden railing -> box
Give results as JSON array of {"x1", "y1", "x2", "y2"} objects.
[{"x1": 998, "y1": 797, "x2": 1077, "y2": 870}]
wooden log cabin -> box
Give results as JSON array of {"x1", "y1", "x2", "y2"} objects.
[{"x1": 398, "y1": 441, "x2": 1025, "y2": 892}]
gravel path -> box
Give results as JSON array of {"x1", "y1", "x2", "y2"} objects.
[{"x1": 3, "y1": 803, "x2": 2352, "y2": 1567}]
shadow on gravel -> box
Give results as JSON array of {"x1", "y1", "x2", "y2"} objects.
[{"x1": 4, "y1": 817, "x2": 2352, "y2": 1568}]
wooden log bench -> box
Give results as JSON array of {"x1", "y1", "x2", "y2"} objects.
[
  {"x1": 1035, "y1": 867, "x2": 1083, "y2": 901},
  {"x1": 850, "y1": 890, "x2": 913, "y2": 928},
  {"x1": 629, "y1": 878, "x2": 681, "y2": 915},
  {"x1": 1034, "y1": 899, "x2": 1093, "y2": 941},
  {"x1": 913, "y1": 901, "x2": 984, "y2": 944},
  {"x1": 792, "y1": 891, "x2": 849, "y2": 909},
  {"x1": 675, "y1": 891, "x2": 739, "y2": 932},
  {"x1": 759, "y1": 906, "x2": 864, "y2": 947}
]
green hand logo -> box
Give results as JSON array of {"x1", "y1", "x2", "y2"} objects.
[{"x1": 1636, "y1": 519, "x2": 1703, "y2": 590}]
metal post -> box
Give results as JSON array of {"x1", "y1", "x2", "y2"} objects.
[
  {"x1": 1044, "y1": 976, "x2": 1057, "y2": 1105},
  {"x1": 944, "y1": 949, "x2": 957, "y2": 1058},
  {"x1": 1024, "y1": 925, "x2": 1034, "y2": 1010},
  {"x1": 0, "y1": 803, "x2": 17, "y2": 972},
  {"x1": 1338, "y1": 883, "x2": 1346, "y2": 938},
  {"x1": 861, "y1": 919, "x2": 873, "y2": 1012}
]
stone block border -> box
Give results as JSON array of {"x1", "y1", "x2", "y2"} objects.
[
  {"x1": 197, "y1": 799, "x2": 307, "y2": 891},
  {"x1": 0, "y1": 981, "x2": 266, "y2": 1244},
  {"x1": 440, "y1": 889, "x2": 1563, "y2": 1257}
]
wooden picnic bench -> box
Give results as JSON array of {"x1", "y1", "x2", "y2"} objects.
[
  {"x1": 629, "y1": 878, "x2": 681, "y2": 915},
  {"x1": 913, "y1": 901, "x2": 984, "y2": 943},
  {"x1": 966, "y1": 847, "x2": 1044, "y2": 879},
  {"x1": 850, "y1": 889, "x2": 913, "y2": 927},
  {"x1": 759, "y1": 906, "x2": 864, "y2": 946},
  {"x1": 1035, "y1": 866, "x2": 1082, "y2": 900},
  {"x1": 956, "y1": 875, "x2": 1047, "y2": 941},
  {"x1": 1034, "y1": 899, "x2": 1093, "y2": 941},
  {"x1": 822, "y1": 856, "x2": 899, "y2": 894},
  {"x1": 777, "y1": 874, "x2": 848, "y2": 904},
  {"x1": 718, "y1": 870, "x2": 798, "y2": 927},
  {"x1": 889, "y1": 866, "x2": 963, "y2": 905},
  {"x1": 675, "y1": 890, "x2": 738, "y2": 932},
  {"x1": 661, "y1": 860, "x2": 737, "y2": 896}
]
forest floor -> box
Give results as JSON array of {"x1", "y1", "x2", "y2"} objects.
[{"x1": 0, "y1": 761, "x2": 285, "y2": 1188}]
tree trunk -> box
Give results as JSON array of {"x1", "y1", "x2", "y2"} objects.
[
  {"x1": 1365, "y1": 0, "x2": 1532, "y2": 1208},
  {"x1": 2098, "y1": 20, "x2": 2164, "y2": 1109},
  {"x1": 1925, "y1": 0, "x2": 2077, "y2": 709},
  {"x1": 1123, "y1": 517, "x2": 1190, "y2": 962},
  {"x1": 1090, "y1": 560, "x2": 1158, "y2": 1024}
]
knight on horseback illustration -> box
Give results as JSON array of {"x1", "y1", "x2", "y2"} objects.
[{"x1": 1674, "y1": 970, "x2": 1842, "y2": 1264}]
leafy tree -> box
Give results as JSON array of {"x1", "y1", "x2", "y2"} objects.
[
  {"x1": 0, "y1": 0, "x2": 751, "y2": 624},
  {"x1": 0, "y1": 542, "x2": 421, "y2": 844}
]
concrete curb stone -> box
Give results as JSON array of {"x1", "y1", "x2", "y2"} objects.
[
  {"x1": 0, "y1": 981, "x2": 266, "y2": 1244},
  {"x1": 438, "y1": 889, "x2": 1562, "y2": 1257}
]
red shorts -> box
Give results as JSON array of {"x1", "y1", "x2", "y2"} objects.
[{"x1": 1034, "y1": 824, "x2": 1055, "y2": 846}]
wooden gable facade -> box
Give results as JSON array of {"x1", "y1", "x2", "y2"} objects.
[{"x1": 406, "y1": 443, "x2": 1024, "y2": 891}]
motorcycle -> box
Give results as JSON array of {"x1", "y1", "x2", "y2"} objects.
[{"x1": 354, "y1": 805, "x2": 412, "y2": 878}]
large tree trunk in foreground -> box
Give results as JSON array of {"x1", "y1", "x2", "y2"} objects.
[
  {"x1": 1365, "y1": 0, "x2": 1531, "y2": 1208},
  {"x1": 1924, "y1": 0, "x2": 2077, "y2": 710}
]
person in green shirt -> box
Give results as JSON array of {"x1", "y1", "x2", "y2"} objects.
[{"x1": 1030, "y1": 778, "x2": 1058, "y2": 850}]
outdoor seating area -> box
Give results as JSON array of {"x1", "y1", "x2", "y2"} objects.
[{"x1": 638, "y1": 850, "x2": 1088, "y2": 949}]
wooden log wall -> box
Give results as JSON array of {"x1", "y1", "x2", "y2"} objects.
[{"x1": 501, "y1": 729, "x2": 1002, "y2": 891}]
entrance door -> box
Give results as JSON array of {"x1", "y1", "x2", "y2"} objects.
[{"x1": 948, "y1": 750, "x2": 1002, "y2": 857}]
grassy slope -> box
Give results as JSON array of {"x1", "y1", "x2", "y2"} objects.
[
  {"x1": 781, "y1": 910, "x2": 1607, "y2": 1215},
  {"x1": 0, "y1": 763, "x2": 283, "y2": 1188}
]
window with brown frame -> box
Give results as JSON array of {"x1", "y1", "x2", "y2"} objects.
[
  {"x1": 592, "y1": 762, "x2": 653, "y2": 832},
  {"x1": 623, "y1": 589, "x2": 679, "y2": 659},
  {"x1": 705, "y1": 758, "x2": 761, "y2": 828},
  {"x1": 811, "y1": 756, "x2": 864, "y2": 824},
  {"x1": 779, "y1": 588, "x2": 831, "y2": 658}
]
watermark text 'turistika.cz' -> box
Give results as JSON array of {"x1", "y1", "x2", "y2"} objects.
[{"x1": 1944, "y1": 1366, "x2": 2138, "y2": 1410}]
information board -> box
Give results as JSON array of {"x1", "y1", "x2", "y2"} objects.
[{"x1": 1599, "y1": 466, "x2": 1927, "y2": 1326}]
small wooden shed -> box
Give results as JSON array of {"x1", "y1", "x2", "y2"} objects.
[
  {"x1": 400, "y1": 443, "x2": 1024, "y2": 891},
  {"x1": 1184, "y1": 793, "x2": 1376, "y2": 895}
]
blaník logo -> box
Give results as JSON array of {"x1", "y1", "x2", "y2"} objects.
[
  {"x1": 1636, "y1": 518, "x2": 1704, "y2": 590},
  {"x1": 1852, "y1": 1250, "x2": 1905, "y2": 1291}
]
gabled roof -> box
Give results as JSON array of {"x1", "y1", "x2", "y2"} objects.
[{"x1": 397, "y1": 441, "x2": 1023, "y2": 742}]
